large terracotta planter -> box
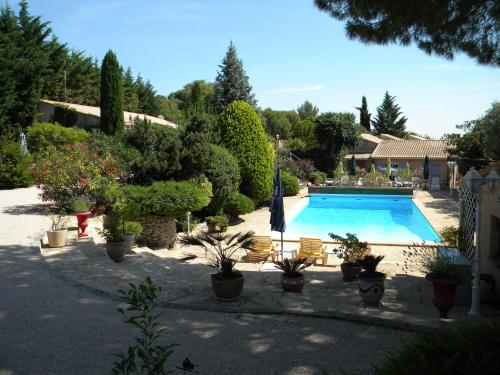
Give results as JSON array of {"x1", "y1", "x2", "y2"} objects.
[
  {"x1": 106, "y1": 241, "x2": 126, "y2": 263},
  {"x1": 75, "y1": 211, "x2": 91, "y2": 237},
  {"x1": 358, "y1": 271, "x2": 386, "y2": 306},
  {"x1": 137, "y1": 216, "x2": 177, "y2": 249},
  {"x1": 341, "y1": 262, "x2": 362, "y2": 281},
  {"x1": 47, "y1": 229, "x2": 68, "y2": 248},
  {"x1": 211, "y1": 274, "x2": 244, "y2": 301},
  {"x1": 426, "y1": 276, "x2": 460, "y2": 318},
  {"x1": 281, "y1": 274, "x2": 305, "y2": 293}
]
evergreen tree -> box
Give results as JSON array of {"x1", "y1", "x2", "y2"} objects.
[
  {"x1": 100, "y1": 50, "x2": 124, "y2": 135},
  {"x1": 355, "y1": 96, "x2": 371, "y2": 131},
  {"x1": 213, "y1": 41, "x2": 256, "y2": 113},
  {"x1": 41, "y1": 37, "x2": 68, "y2": 102},
  {"x1": 123, "y1": 67, "x2": 139, "y2": 112},
  {"x1": 65, "y1": 51, "x2": 100, "y2": 106},
  {"x1": 371, "y1": 92, "x2": 407, "y2": 137},
  {"x1": 297, "y1": 100, "x2": 319, "y2": 120},
  {"x1": 135, "y1": 75, "x2": 159, "y2": 115}
]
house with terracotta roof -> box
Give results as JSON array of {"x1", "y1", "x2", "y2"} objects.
[
  {"x1": 345, "y1": 134, "x2": 450, "y2": 183},
  {"x1": 38, "y1": 99, "x2": 178, "y2": 129}
]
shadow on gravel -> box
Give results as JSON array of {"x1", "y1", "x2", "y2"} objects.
[{"x1": 1, "y1": 202, "x2": 50, "y2": 215}]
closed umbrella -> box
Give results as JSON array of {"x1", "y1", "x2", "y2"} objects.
[
  {"x1": 350, "y1": 155, "x2": 356, "y2": 175},
  {"x1": 423, "y1": 155, "x2": 429, "y2": 181},
  {"x1": 270, "y1": 164, "x2": 286, "y2": 260},
  {"x1": 386, "y1": 159, "x2": 392, "y2": 178}
]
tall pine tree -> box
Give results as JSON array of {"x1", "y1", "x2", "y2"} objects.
[
  {"x1": 100, "y1": 50, "x2": 124, "y2": 135},
  {"x1": 371, "y1": 92, "x2": 407, "y2": 137},
  {"x1": 213, "y1": 41, "x2": 256, "y2": 113},
  {"x1": 123, "y1": 67, "x2": 139, "y2": 112},
  {"x1": 355, "y1": 96, "x2": 371, "y2": 131}
]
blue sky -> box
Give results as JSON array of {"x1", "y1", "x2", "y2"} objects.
[{"x1": 13, "y1": 0, "x2": 500, "y2": 137}]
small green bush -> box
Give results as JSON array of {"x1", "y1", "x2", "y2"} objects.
[
  {"x1": 375, "y1": 322, "x2": 500, "y2": 375},
  {"x1": 121, "y1": 181, "x2": 210, "y2": 218},
  {"x1": 224, "y1": 193, "x2": 255, "y2": 220},
  {"x1": 52, "y1": 104, "x2": 78, "y2": 127},
  {"x1": 311, "y1": 171, "x2": 327, "y2": 184},
  {"x1": 281, "y1": 171, "x2": 300, "y2": 196},
  {"x1": 26, "y1": 123, "x2": 89, "y2": 154},
  {"x1": 206, "y1": 215, "x2": 229, "y2": 232},
  {"x1": 123, "y1": 220, "x2": 143, "y2": 237},
  {"x1": 0, "y1": 138, "x2": 33, "y2": 189}
]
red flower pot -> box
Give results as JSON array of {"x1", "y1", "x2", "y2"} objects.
[
  {"x1": 75, "y1": 211, "x2": 91, "y2": 237},
  {"x1": 426, "y1": 276, "x2": 460, "y2": 319}
]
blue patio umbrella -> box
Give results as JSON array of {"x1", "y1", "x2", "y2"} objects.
[{"x1": 270, "y1": 164, "x2": 285, "y2": 260}]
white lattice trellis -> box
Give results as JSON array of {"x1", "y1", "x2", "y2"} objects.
[{"x1": 461, "y1": 188, "x2": 476, "y2": 263}]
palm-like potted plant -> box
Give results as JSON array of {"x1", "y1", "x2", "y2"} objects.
[
  {"x1": 46, "y1": 210, "x2": 69, "y2": 248},
  {"x1": 179, "y1": 230, "x2": 254, "y2": 301},
  {"x1": 329, "y1": 233, "x2": 369, "y2": 281},
  {"x1": 404, "y1": 245, "x2": 465, "y2": 318},
  {"x1": 274, "y1": 258, "x2": 310, "y2": 293},
  {"x1": 358, "y1": 255, "x2": 385, "y2": 305},
  {"x1": 72, "y1": 196, "x2": 93, "y2": 237}
]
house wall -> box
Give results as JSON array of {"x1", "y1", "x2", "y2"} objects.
[
  {"x1": 479, "y1": 183, "x2": 500, "y2": 298},
  {"x1": 38, "y1": 102, "x2": 100, "y2": 129},
  {"x1": 372, "y1": 158, "x2": 448, "y2": 181}
]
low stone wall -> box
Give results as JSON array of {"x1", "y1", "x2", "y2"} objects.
[{"x1": 308, "y1": 186, "x2": 413, "y2": 195}]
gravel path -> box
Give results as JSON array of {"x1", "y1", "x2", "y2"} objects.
[{"x1": 0, "y1": 187, "x2": 414, "y2": 375}]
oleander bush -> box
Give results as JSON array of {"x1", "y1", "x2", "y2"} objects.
[
  {"x1": 218, "y1": 101, "x2": 274, "y2": 202},
  {"x1": 26, "y1": 123, "x2": 89, "y2": 154},
  {"x1": 224, "y1": 192, "x2": 255, "y2": 221},
  {"x1": 0, "y1": 138, "x2": 33, "y2": 189},
  {"x1": 281, "y1": 170, "x2": 300, "y2": 196},
  {"x1": 52, "y1": 104, "x2": 78, "y2": 127}
]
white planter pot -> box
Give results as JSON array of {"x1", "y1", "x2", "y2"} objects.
[{"x1": 47, "y1": 229, "x2": 68, "y2": 248}]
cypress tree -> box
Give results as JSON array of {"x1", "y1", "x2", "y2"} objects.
[
  {"x1": 100, "y1": 50, "x2": 124, "y2": 135},
  {"x1": 371, "y1": 92, "x2": 407, "y2": 137},
  {"x1": 213, "y1": 41, "x2": 256, "y2": 113},
  {"x1": 355, "y1": 96, "x2": 371, "y2": 131}
]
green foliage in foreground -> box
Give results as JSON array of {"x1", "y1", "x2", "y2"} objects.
[
  {"x1": 219, "y1": 100, "x2": 274, "y2": 202},
  {"x1": 26, "y1": 123, "x2": 89, "y2": 154},
  {"x1": 281, "y1": 171, "x2": 300, "y2": 196},
  {"x1": 375, "y1": 322, "x2": 500, "y2": 375},
  {"x1": 0, "y1": 137, "x2": 33, "y2": 189}
]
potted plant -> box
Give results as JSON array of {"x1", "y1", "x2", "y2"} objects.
[
  {"x1": 72, "y1": 196, "x2": 93, "y2": 237},
  {"x1": 179, "y1": 230, "x2": 254, "y2": 301},
  {"x1": 100, "y1": 214, "x2": 127, "y2": 262},
  {"x1": 205, "y1": 215, "x2": 229, "y2": 233},
  {"x1": 274, "y1": 258, "x2": 311, "y2": 293},
  {"x1": 405, "y1": 245, "x2": 465, "y2": 318},
  {"x1": 358, "y1": 255, "x2": 385, "y2": 305},
  {"x1": 46, "y1": 210, "x2": 69, "y2": 248},
  {"x1": 123, "y1": 220, "x2": 143, "y2": 253},
  {"x1": 329, "y1": 233, "x2": 369, "y2": 281}
]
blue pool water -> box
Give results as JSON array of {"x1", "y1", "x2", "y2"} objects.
[{"x1": 282, "y1": 194, "x2": 440, "y2": 243}]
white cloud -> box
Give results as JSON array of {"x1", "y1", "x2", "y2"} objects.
[{"x1": 272, "y1": 84, "x2": 323, "y2": 94}]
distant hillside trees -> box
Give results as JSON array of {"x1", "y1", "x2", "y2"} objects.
[
  {"x1": 213, "y1": 42, "x2": 256, "y2": 113},
  {"x1": 297, "y1": 100, "x2": 319, "y2": 120},
  {"x1": 100, "y1": 50, "x2": 124, "y2": 135},
  {"x1": 371, "y1": 92, "x2": 407, "y2": 137}
]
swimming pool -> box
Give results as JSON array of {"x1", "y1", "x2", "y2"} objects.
[{"x1": 277, "y1": 194, "x2": 440, "y2": 243}]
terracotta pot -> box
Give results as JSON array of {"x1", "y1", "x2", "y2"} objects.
[
  {"x1": 341, "y1": 262, "x2": 362, "y2": 281},
  {"x1": 106, "y1": 241, "x2": 126, "y2": 262},
  {"x1": 75, "y1": 211, "x2": 91, "y2": 237},
  {"x1": 426, "y1": 276, "x2": 460, "y2": 318},
  {"x1": 281, "y1": 274, "x2": 305, "y2": 293},
  {"x1": 211, "y1": 274, "x2": 244, "y2": 301},
  {"x1": 358, "y1": 271, "x2": 386, "y2": 305},
  {"x1": 47, "y1": 229, "x2": 68, "y2": 248}
]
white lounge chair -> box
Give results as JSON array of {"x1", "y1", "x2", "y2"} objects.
[
  {"x1": 394, "y1": 177, "x2": 404, "y2": 187},
  {"x1": 340, "y1": 175, "x2": 349, "y2": 185},
  {"x1": 431, "y1": 177, "x2": 440, "y2": 190},
  {"x1": 411, "y1": 177, "x2": 420, "y2": 189}
]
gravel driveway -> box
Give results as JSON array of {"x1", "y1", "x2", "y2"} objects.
[{"x1": 0, "y1": 187, "x2": 414, "y2": 375}]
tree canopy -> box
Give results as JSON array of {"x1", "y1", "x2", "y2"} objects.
[
  {"x1": 371, "y1": 92, "x2": 407, "y2": 137},
  {"x1": 297, "y1": 100, "x2": 319, "y2": 120},
  {"x1": 314, "y1": 0, "x2": 500, "y2": 67},
  {"x1": 356, "y1": 96, "x2": 371, "y2": 131}
]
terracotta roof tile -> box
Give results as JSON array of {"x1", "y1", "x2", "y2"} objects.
[
  {"x1": 344, "y1": 153, "x2": 372, "y2": 160},
  {"x1": 371, "y1": 140, "x2": 449, "y2": 160}
]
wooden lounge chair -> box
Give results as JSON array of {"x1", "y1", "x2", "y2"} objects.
[
  {"x1": 297, "y1": 237, "x2": 326, "y2": 266},
  {"x1": 246, "y1": 236, "x2": 275, "y2": 262}
]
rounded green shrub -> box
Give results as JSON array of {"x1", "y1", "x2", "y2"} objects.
[
  {"x1": 26, "y1": 123, "x2": 89, "y2": 154},
  {"x1": 0, "y1": 138, "x2": 33, "y2": 189},
  {"x1": 281, "y1": 171, "x2": 300, "y2": 196},
  {"x1": 218, "y1": 101, "x2": 274, "y2": 202},
  {"x1": 205, "y1": 145, "x2": 241, "y2": 214},
  {"x1": 205, "y1": 215, "x2": 229, "y2": 232},
  {"x1": 52, "y1": 104, "x2": 78, "y2": 127},
  {"x1": 224, "y1": 192, "x2": 255, "y2": 220}
]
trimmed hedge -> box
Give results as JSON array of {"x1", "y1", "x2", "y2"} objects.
[
  {"x1": 281, "y1": 171, "x2": 300, "y2": 196},
  {"x1": 121, "y1": 181, "x2": 210, "y2": 218},
  {"x1": 26, "y1": 123, "x2": 89, "y2": 154},
  {"x1": 218, "y1": 101, "x2": 274, "y2": 202},
  {"x1": 0, "y1": 138, "x2": 33, "y2": 189},
  {"x1": 224, "y1": 192, "x2": 255, "y2": 220},
  {"x1": 52, "y1": 104, "x2": 78, "y2": 127},
  {"x1": 206, "y1": 215, "x2": 229, "y2": 232}
]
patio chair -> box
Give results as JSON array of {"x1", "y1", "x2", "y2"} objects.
[
  {"x1": 411, "y1": 177, "x2": 420, "y2": 189},
  {"x1": 394, "y1": 177, "x2": 404, "y2": 187},
  {"x1": 297, "y1": 237, "x2": 326, "y2": 266},
  {"x1": 431, "y1": 177, "x2": 440, "y2": 190},
  {"x1": 246, "y1": 236, "x2": 275, "y2": 262},
  {"x1": 340, "y1": 175, "x2": 349, "y2": 185}
]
